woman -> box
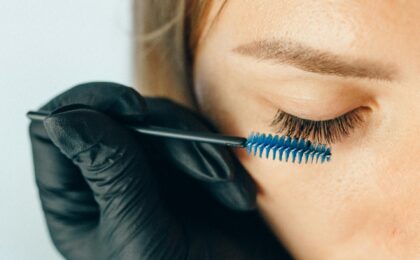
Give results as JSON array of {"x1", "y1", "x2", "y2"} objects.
[{"x1": 29, "y1": 0, "x2": 420, "y2": 259}]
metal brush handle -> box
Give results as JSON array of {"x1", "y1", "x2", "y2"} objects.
[{"x1": 26, "y1": 111, "x2": 247, "y2": 147}]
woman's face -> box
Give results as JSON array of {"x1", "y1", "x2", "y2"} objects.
[{"x1": 193, "y1": 0, "x2": 420, "y2": 258}]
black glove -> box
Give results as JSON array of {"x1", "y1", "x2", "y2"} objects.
[{"x1": 29, "y1": 82, "x2": 291, "y2": 259}]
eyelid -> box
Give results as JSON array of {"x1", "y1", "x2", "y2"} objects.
[
  {"x1": 255, "y1": 85, "x2": 372, "y2": 121},
  {"x1": 269, "y1": 107, "x2": 367, "y2": 144}
]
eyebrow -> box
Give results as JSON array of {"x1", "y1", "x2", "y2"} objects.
[{"x1": 232, "y1": 39, "x2": 397, "y2": 81}]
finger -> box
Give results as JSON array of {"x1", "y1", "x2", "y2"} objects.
[
  {"x1": 29, "y1": 119, "x2": 99, "y2": 259},
  {"x1": 143, "y1": 98, "x2": 257, "y2": 210},
  {"x1": 39, "y1": 81, "x2": 147, "y2": 122},
  {"x1": 43, "y1": 108, "x2": 186, "y2": 259}
]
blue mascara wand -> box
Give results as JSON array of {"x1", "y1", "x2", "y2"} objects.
[
  {"x1": 245, "y1": 132, "x2": 331, "y2": 164},
  {"x1": 27, "y1": 111, "x2": 332, "y2": 164}
]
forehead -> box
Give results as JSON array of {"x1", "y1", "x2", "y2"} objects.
[{"x1": 205, "y1": 0, "x2": 419, "y2": 71}]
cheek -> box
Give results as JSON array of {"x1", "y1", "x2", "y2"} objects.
[
  {"x1": 193, "y1": 31, "x2": 420, "y2": 254},
  {"x1": 194, "y1": 74, "x2": 420, "y2": 254}
]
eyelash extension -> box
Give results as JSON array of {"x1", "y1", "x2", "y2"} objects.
[{"x1": 270, "y1": 108, "x2": 365, "y2": 145}]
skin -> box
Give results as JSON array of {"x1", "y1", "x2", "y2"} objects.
[{"x1": 192, "y1": 0, "x2": 420, "y2": 259}]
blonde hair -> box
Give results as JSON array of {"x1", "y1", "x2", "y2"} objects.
[{"x1": 133, "y1": 0, "x2": 221, "y2": 109}]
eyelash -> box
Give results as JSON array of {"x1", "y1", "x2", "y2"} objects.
[{"x1": 269, "y1": 108, "x2": 366, "y2": 145}]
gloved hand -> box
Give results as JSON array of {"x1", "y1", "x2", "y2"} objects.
[{"x1": 28, "y1": 82, "x2": 291, "y2": 259}]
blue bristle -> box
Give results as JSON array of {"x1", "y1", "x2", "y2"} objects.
[
  {"x1": 283, "y1": 147, "x2": 290, "y2": 162},
  {"x1": 245, "y1": 132, "x2": 332, "y2": 164}
]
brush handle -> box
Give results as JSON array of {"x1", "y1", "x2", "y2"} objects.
[{"x1": 26, "y1": 111, "x2": 247, "y2": 147}]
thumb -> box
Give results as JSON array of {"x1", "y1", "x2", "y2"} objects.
[{"x1": 43, "y1": 108, "x2": 187, "y2": 259}]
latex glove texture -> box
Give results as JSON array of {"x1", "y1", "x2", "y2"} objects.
[{"x1": 28, "y1": 82, "x2": 291, "y2": 260}]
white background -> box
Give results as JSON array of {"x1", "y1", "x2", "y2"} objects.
[{"x1": 0, "y1": 1, "x2": 133, "y2": 258}]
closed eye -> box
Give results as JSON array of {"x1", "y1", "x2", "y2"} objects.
[{"x1": 269, "y1": 108, "x2": 367, "y2": 144}]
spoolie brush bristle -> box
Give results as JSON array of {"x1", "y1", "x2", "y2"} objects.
[{"x1": 245, "y1": 132, "x2": 331, "y2": 164}]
